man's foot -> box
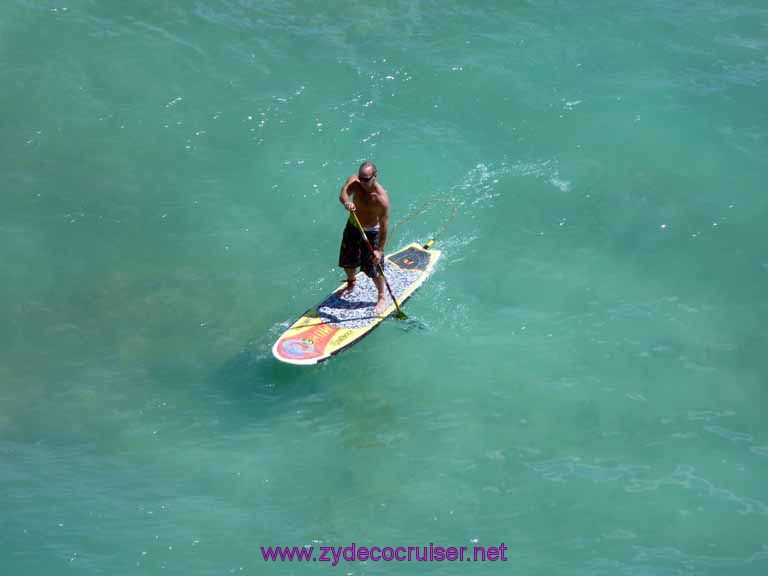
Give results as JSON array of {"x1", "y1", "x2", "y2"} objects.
[
  {"x1": 342, "y1": 277, "x2": 356, "y2": 294},
  {"x1": 373, "y1": 298, "x2": 387, "y2": 315}
]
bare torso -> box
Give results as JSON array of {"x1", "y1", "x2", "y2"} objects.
[{"x1": 348, "y1": 180, "x2": 389, "y2": 228}]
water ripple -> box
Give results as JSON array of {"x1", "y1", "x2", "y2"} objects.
[
  {"x1": 525, "y1": 456, "x2": 647, "y2": 484},
  {"x1": 625, "y1": 465, "x2": 768, "y2": 516}
]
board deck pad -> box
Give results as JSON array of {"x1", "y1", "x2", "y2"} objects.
[{"x1": 273, "y1": 242, "x2": 441, "y2": 365}]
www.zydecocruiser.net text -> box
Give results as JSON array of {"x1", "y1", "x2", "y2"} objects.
[{"x1": 261, "y1": 543, "x2": 509, "y2": 566}]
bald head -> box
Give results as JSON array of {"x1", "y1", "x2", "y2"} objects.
[{"x1": 359, "y1": 161, "x2": 377, "y2": 177}]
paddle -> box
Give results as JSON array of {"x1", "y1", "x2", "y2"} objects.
[{"x1": 348, "y1": 210, "x2": 408, "y2": 320}]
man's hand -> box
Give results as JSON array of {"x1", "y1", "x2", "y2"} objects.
[
  {"x1": 372, "y1": 249, "x2": 383, "y2": 266},
  {"x1": 344, "y1": 201, "x2": 355, "y2": 211}
]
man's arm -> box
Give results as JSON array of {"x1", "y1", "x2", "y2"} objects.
[
  {"x1": 377, "y1": 211, "x2": 389, "y2": 254},
  {"x1": 339, "y1": 175, "x2": 356, "y2": 211},
  {"x1": 373, "y1": 195, "x2": 390, "y2": 264}
]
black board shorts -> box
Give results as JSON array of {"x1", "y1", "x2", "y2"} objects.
[{"x1": 338, "y1": 221, "x2": 380, "y2": 278}]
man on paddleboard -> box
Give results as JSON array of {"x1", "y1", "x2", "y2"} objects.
[{"x1": 338, "y1": 161, "x2": 390, "y2": 315}]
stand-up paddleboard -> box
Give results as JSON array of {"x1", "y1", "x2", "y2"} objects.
[{"x1": 272, "y1": 241, "x2": 441, "y2": 365}]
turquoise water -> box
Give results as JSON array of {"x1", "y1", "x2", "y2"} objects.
[{"x1": 2, "y1": 1, "x2": 767, "y2": 574}]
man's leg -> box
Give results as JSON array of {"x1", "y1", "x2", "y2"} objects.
[
  {"x1": 343, "y1": 268, "x2": 357, "y2": 293},
  {"x1": 373, "y1": 275, "x2": 387, "y2": 314},
  {"x1": 339, "y1": 222, "x2": 360, "y2": 294}
]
